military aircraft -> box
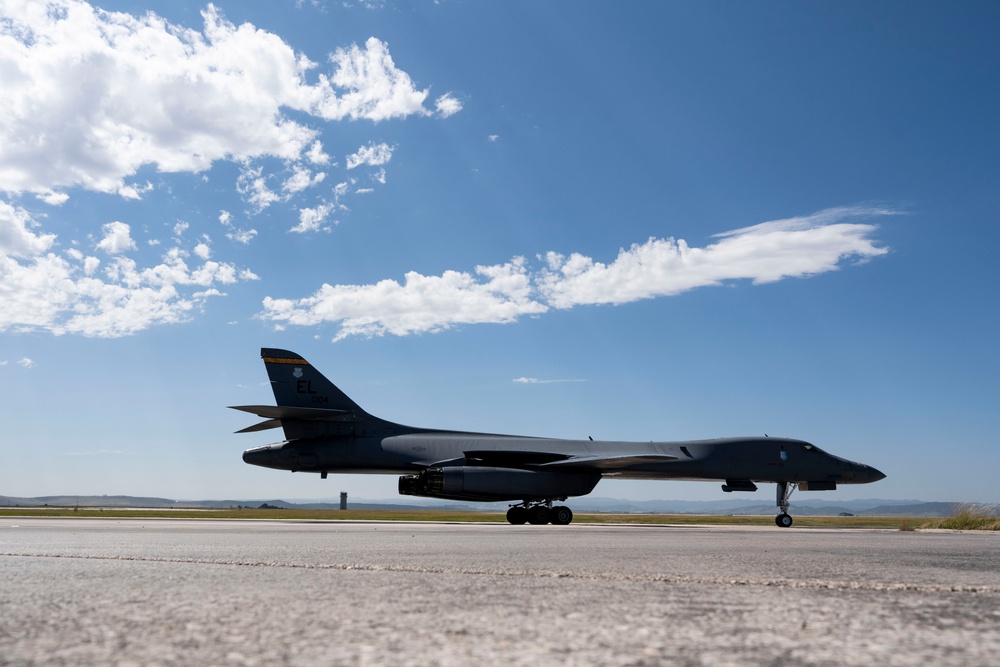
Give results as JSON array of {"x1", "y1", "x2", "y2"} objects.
[{"x1": 234, "y1": 348, "x2": 885, "y2": 526}]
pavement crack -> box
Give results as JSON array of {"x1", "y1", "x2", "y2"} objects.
[{"x1": 3, "y1": 551, "x2": 998, "y2": 594}]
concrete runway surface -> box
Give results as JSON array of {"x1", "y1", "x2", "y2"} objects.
[{"x1": 2, "y1": 518, "x2": 999, "y2": 666}]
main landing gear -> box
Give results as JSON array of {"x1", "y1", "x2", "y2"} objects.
[
  {"x1": 506, "y1": 500, "x2": 574, "y2": 525},
  {"x1": 775, "y1": 481, "x2": 794, "y2": 528}
]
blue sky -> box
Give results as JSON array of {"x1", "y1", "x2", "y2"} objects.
[{"x1": 1, "y1": 1, "x2": 997, "y2": 504}]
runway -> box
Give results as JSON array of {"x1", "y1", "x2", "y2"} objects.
[{"x1": 3, "y1": 518, "x2": 999, "y2": 666}]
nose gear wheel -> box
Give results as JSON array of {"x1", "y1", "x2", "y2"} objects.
[{"x1": 775, "y1": 481, "x2": 795, "y2": 528}]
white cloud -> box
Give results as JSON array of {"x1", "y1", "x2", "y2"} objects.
[
  {"x1": 118, "y1": 181, "x2": 154, "y2": 200},
  {"x1": 513, "y1": 377, "x2": 586, "y2": 384},
  {"x1": 36, "y1": 190, "x2": 70, "y2": 206},
  {"x1": 488, "y1": 134, "x2": 499, "y2": 143},
  {"x1": 0, "y1": 201, "x2": 56, "y2": 257},
  {"x1": 306, "y1": 141, "x2": 331, "y2": 165},
  {"x1": 19, "y1": 358, "x2": 35, "y2": 368},
  {"x1": 226, "y1": 228, "x2": 258, "y2": 245},
  {"x1": 260, "y1": 257, "x2": 546, "y2": 341},
  {"x1": 282, "y1": 165, "x2": 326, "y2": 193},
  {"x1": 218, "y1": 209, "x2": 257, "y2": 244},
  {"x1": 0, "y1": 2, "x2": 450, "y2": 199},
  {"x1": 435, "y1": 94, "x2": 463, "y2": 118},
  {"x1": 291, "y1": 203, "x2": 336, "y2": 233},
  {"x1": 259, "y1": 206, "x2": 892, "y2": 341},
  {"x1": 236, "y1": 164, "x2": 281, "y2": 213},
  {"x1": 194, "y1": 242, "x2": 212, "y2": 260},
  {"x1": 315, "y1": 37, "x2": 431, "y2": 122},
  {"x1": 0, "y1": 207, "x2": 256, "y2": 338},
  {"x1": 0, "y1": 3, "x2": 459, "y2": 339},
  {"x1": 346, "y1": 142, "x2": 394, "y2": 169},
  {"x1": 537, "y1": 206, "x2": 891, "y2": 308},
  {"x1": 95, "y1": 221, "x2": 137, "y2": 255}
]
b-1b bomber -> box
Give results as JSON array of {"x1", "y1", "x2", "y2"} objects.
[{"x1": 234, "y1": 348, "x2": 885, "y2": 526}]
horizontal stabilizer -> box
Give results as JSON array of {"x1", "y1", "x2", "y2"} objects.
[
  {"x1": 234, "y1": 419, "x2": 283, "y2": 434},
  {"x1": 230, "y1": 404, "x2": 362, "y2": 434},
  {"x1": 229, "y1": 405, "x2": 360, "y2": 422}
]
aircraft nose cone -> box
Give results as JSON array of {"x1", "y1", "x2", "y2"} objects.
[{"x1": 867, "y1": 465, "x2": 886, "y2": 482}]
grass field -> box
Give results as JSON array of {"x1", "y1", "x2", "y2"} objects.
[
  {"x1": 0, "y1": 507, "x2": 935, "y2": 529},
  {"x1": 924, "y1": 503, "x2": 1000, "y2": 531}
]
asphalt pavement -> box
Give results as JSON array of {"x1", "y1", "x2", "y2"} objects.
[{"x1": 2, "y1": 518, "x2": 999, "y2": 666}]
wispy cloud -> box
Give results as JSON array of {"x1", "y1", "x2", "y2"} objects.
[
  {"x1": 513, "y1": 377, "x2": 587, "y2": 384},
  {"x1": 346, "y1": 142, "x2": 394, "y2": 169},
  {"x1": 292, "y1": 203, "x2": 337, "y2": 234},
  {"x1": 537, "y1": 205, "x2": 893, "y2": 309},
  {"x1": 260, "y1": 206, "x2": 893, "y2": 341},
  {"x1": 282, "y1": 166, "x2": 327, "y2": 194},
  {"x1": 218, "y1": 210, "x2": 257, "y2": 245},
  {"x1": 435, "y1": 93, "x2": 463, "y2": 118},
  {"x1": 0, "y1": 206, "x2": 259, "y2": 338}
]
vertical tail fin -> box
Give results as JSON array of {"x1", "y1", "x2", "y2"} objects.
[
  {"x1": 261, "y1": 348, "x2": 367, "y2": 415},
  {"x1": 230, "y1": 349, "x2": 376, "y2": 439}
]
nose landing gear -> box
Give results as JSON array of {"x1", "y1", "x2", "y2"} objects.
[
  {"x1": 775, "y1": 481, "x2": 794, "y2": 528},
  {"x1": 507, "y1": 499, "x2": 574, "y2": 525}
]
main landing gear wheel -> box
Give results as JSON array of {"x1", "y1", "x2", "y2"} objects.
[
  {"x1": 507, "y1": 501, "x2": 574, "y2": 525},
  {"x1": 506, "y1": 506, "x2": 527, "y2": 525},
  {"x1": 775, "y1": 513, "x2": 793, "y2": 528},
  {"x1": 550, "y1": 506, "x2": 573, "y2": 525},
  {"x1": 527, "y1": 505, "x2": 551, "y2": 525}
]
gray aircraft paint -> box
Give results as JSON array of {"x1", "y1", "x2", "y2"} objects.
[{"x1": 234, "y1": 348, "x2": 885, "y2": 526}]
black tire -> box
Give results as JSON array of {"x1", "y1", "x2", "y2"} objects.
[
  {"x1": 527, "y1": 505, "x2": 550, "y2": 525},
  {"x1": 551, "y1": 506, "x2": 573, "y2": 525},
  {"x1": 775, "y1": 513, "x2": 793, "y2": 528},
  {"x1": 506, "y1": 506, "x2": 527, "y2": 525}
]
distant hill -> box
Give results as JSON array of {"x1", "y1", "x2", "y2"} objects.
[
  {"x1": 0, "y1": 495, "x2": 462, "y2": 512},
  {"x1": 0, "y1": 494, "x2": 974, "y2": 517}
]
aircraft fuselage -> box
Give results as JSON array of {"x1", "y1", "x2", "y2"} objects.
[{"x1": 234, "y1": 348, "x2": 886, "y2": 526}]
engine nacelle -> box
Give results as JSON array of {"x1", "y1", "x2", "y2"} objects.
[{"x1": 399, "y1": 466, "x2": 600, "y2": 502}]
